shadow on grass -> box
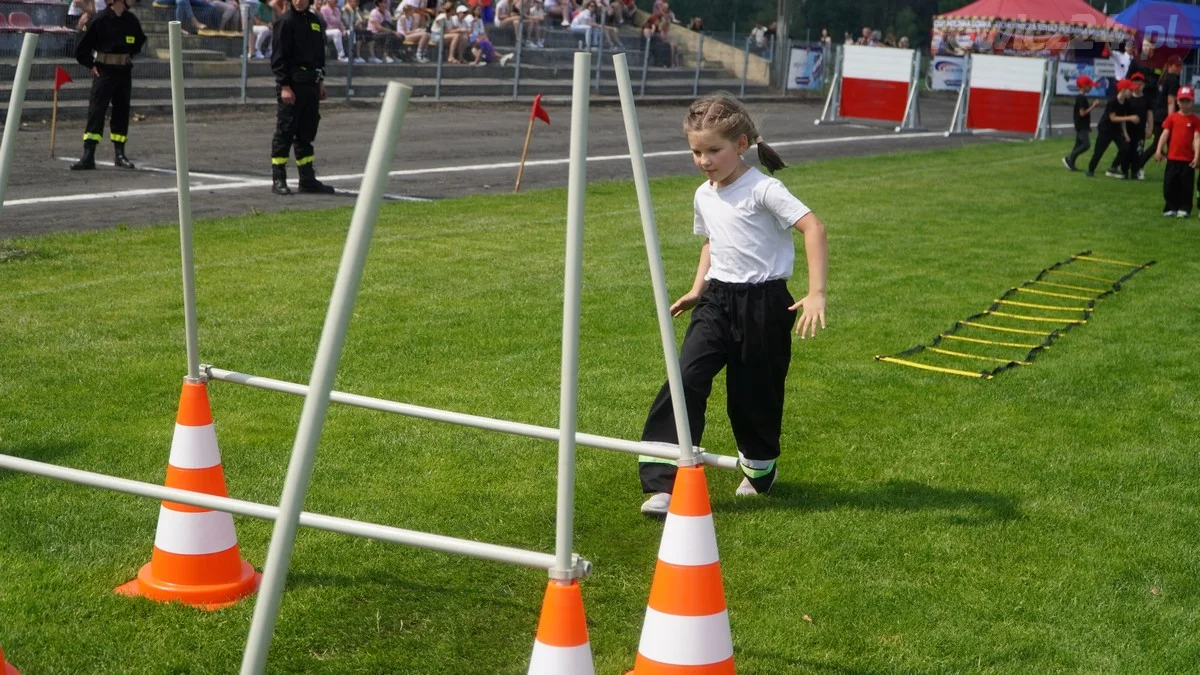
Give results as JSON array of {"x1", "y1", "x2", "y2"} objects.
[
  {"x1": 0, "y1": 442, "x2": 85, "y2": 483},
  {"x1": 719, "y1": 479, "x2": 1022, "y2": 524}
]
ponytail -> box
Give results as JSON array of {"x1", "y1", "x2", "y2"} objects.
[{"x1": 755, "y1": 136, "x2": 787, "y2": 174}]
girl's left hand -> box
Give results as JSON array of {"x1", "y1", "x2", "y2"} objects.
[{"x1": 789, "y1": 293, "x2": 826, "y2": 339}]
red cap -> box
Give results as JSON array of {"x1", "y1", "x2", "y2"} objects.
[
  {"x1": 1076, "y1": 75, "x2": 1096, "y2": 89},
  {"x1": 1178, "y1": 86, "x2": 1195, "y2": 101},
  {"x1": 1130, "y1": 72, "x2": 1145, "y2": 82},
  {"x1": 1118, "y1": 79, "x2": 1138, "y2": 92}
]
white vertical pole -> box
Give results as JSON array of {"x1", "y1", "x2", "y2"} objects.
[
  {"x1": 552, "y1": 51, "x2": 590, "y2": 579},
  {"x1": 692, "y1": 32, "x2": 704, "y2": 95},
  {"x1": 169, "y1": 22, "x2": 201, "y2": 382},
  {"x1": 239, "y1": 5, "x2": 251, "y2": 103},
  {"x1": 611, "y1": 53, "x2": 695, "y2": 468},
  {"x1": 0, "y1": 32, "x2": 38, "y2": 217},
  {"x1": 239, "y1": 81, "x2": 413, "y2": 675}
]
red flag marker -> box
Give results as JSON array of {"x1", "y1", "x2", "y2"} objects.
[
  {"x1": 531, "y1": 93, "x2": 551, "y2": 125},
  {"x1": 53, "y1": 66, "x2": 73, "y2": 91},
  {"x1": 50, "y1": 66, "x2": 74, "y2": 158},
  {"x1": 516, "y1": 94, "x2": 551, "y2": 192}
]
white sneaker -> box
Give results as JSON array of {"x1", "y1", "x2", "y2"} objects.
[
  {"x1": 735, "y1": 469, "x2": 777, "y2": 496},
  {"x1": 499, "y1": 53, "x2": 514, "y2": 66},
  {"x1": 1177, "y1": 211, "x2": 1190, "y2": 218},
  {"x1": 1164, "y1": 211, "x2": 1179, "y2": 217},
  {"x1": 1137, "y1": 169, "x2": 1146, "y2": 180},
  {"x1": 416, "y1": 53, "x2": 428, "y2": 63},
  {"x1": 368, "y1": 57, "x2": 382, "y2": 63},
  {"x1": 384, "y1": 56, "x2": 395, "y2": 63},
  {"x1": 353, "y1": 56, "x2": 365, "y2": 63},
  {"x1": 1105, "y1": 169, "x2": 1124, "y2": 179},
  {"x1": 561, "y1": 17, "x2": 570, "y2": 26},
  {"x1": 337, "y1": 55, "x2": 348, "y2": 62},
  {"x1": 640, "y1": 492, "x2": 671, "y2": 516}
]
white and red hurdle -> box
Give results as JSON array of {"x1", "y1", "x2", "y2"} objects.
[
  {"x1": 946, "y1": 53, "x2": 1057, "y2": 140},
  {"x1": 816, "y1": 44, "x2": 924, "y2": 133}
]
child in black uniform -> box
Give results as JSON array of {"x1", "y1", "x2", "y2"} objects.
[{"x1": 1064, "y1": 75, "x2": 1098, "y2": 171}]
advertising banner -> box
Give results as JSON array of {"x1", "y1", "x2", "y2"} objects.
[
  {"x1": 1055, "y1": 59, "x2": 1115, "y2": 98},
  {"x1": 929, "y1": 55, "x2": 965, "y2": 91},
  {"x1": 787, "y1": 46, "x2": 824, "y2": 90}
]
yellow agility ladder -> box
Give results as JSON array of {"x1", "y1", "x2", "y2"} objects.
[{"x1": 875, "y1": 250, "x2": 1154, "y2": 379}]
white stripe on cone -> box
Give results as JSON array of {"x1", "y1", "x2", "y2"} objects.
[
  {"x1": 528, "y1": 641, "x2": 595, "y2": 674},
  {"x1": 167, "y1": 424, "x2": 222, "y2": 469},
  {"x1": 153, "y1": 506, "x2": 239, "y2": 555},
  {"x1": 657, "y1": 513, "x2": 720, "y2": 566},
  {"x1": 637, "y1": 607, "x2": 733, "y2": 666}
]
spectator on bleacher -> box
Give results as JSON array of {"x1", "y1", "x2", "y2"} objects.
[
  {"x1": 250, "y1": 0, "x2": 287, "y2": 57},
  {"x1": 467, "y1": 5, "x2": 495, "y2": 64},
  {"x1": 446, "y1": 4, "x2": 472, "y2": 63},
  {"x1": 319, "y1": 0, "x2": 350, "y2": 61},
  {"x1": 568, "y1": 0, "x2": 598, "y2": 49},
  {"x1": 367, "y1": 0, "x2": 399, "y2": 62},
  {"x1": 883, "y1": 30, "x2": 896, "y2": 47},
  {"x1": 687, "y1": 16, "x2": 701, "y2": 32},
  {"x1": 341, "y1": 0, "x2": 368, "y2": 61},
  {"x1": 518, "y1": 0, "x2": 546, "y2": 46},
  {"x1": 416, "y1": 2, "x2": 447, "y2": 61},
  {"x1": 749, "y1": 20, "x2": 766, "y2": 52},
  {"x1": 543, "y1": 0, "x2": 570, "y2": 28},
  {"x1": 898, "y1": 36, "x2": 908, "y2": 49},
  {"x1": 68, "y1": 0, "x2": 93, "y2": 29},
  {"x1": 856, "y1": 26, "x2": 873, "y2": 46},
  {"x1": 596, "y1": 0, "x2": 618, "y2": 28},
  {"x1": 617, "y1": 0, "x2": 634, "y2": 24},
  {"x1": 398, "y1": 4, "x2": 429, "y2": 61}
]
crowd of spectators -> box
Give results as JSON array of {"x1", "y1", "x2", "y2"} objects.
[
  {"x1": 840, "y1": 26, "x2": 908, "y2": 50},
  {"x1": 64, "y1": 0, "x2": 696, "y2": 68}
]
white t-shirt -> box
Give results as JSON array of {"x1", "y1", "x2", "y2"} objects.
[
  {"x1": 693, "y1": 167, "x2": 811, "y2": 284},
  {"x1": 1111, "y1": 50, "x2": 1131, "y2": 80},
  {"x1": 570, "y1": 8, "x2": 592, "y2": 28}
]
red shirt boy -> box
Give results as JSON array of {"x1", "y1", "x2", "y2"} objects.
[{"x1": 1158, "y1": 86, "x2": 1200, "y2": 163}]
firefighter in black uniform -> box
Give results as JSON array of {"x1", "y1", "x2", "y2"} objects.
[
  {"x1": 71, "y1": 0, "x2": 146, "y2": 171},
  {"x1": 270, "y1": 0, "x2": 335, "y2": 195}
]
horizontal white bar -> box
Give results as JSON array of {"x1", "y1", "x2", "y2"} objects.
[
  {"x1": 0, "y1": 453, "x2": 585, "y2": 575},
  {"x1": 637, "y1": 607, "x2": 733, "y2": 665},
  {"x1": 658, "y1": 513, "x2": 719, "y2": 566},
  {"x1": 169, "y1": 423, "x2": 222, "y2": 469},
  {"x1": 154, "y1": 505, "x2": 239, "y2": 555},
  {"x1": 203, "y1": 366, "x2": 740, "y2": 471},
  {"x1": 970, "y1": 54, "x2": 1046, "y2": 93},
  {"x1": 842, "y1": 45, "x2": 913, "y2": 82}
]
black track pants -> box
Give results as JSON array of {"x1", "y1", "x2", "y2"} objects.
[
  {"x1": 270, "y1": 82, "x2": 320, "y2": 166},
  {"x1": 638, "y1": 279, "x2": 796, "y2": 494},
  {"x1": 83, "y1": 65, "x2": 132, "y2": 144}
]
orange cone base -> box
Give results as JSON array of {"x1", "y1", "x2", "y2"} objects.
[
  {"x1": 627, "y1": 654, "x2": 735, "y2": 674},
  {"x1": 115, "y1": 560, "x2": 260, "y2": 610}
]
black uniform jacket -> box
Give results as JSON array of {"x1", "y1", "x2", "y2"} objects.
[{"x1": 75, "y1": 8, "x2": 146, "y2": 69}]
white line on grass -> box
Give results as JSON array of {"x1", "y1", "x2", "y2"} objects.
[
  {"x1": 53, "y1": 156, "x2": 254, "y2": 183},
  {"x1": 8, "y1": 126, "x2": 1063, "y2": 208}
]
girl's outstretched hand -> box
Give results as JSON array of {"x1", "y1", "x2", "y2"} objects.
[
  {"x1": 670, "y1": 291, "x2": 702, "y2": 317},
  {"x1": 789, "y1": 293, "x2": 826, "y2": 339}
]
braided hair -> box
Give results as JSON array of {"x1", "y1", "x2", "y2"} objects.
[{"x1": 682, "y1": 92, "x2": 786, "y2": 174}]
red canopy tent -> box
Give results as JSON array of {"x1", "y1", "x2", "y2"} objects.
[{"x1": 933, "y1": 0, "x2": 1135, "y2": 56}]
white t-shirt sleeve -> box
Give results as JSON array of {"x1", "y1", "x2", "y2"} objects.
[
  {"x1": 693, "y1": 192, "x2": 707, "y2": 236},
  {"x1": 760, "y1": 180, "x2": 811, "y2": 231}
]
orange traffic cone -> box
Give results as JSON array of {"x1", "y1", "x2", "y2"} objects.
[
  {"x1": 528, "y1": 579, "x2": 595, "y2": 674},
  {"x1": 627, "y1": 466, "x2": 734, "y2": 674},
  {"x1": 115, "y1": 380, "x2": 259, "y2": 609},
  {"x1": 1, "y1": 644, "x2": 19, "y2": 675}
]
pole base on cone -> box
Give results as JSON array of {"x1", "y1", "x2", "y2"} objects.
[{"x1": 116, "y1": 560, "x2": 260, "y2": 610}]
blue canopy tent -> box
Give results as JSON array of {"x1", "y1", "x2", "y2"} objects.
[{"x1": 1113, "y1": 1, "x2": 1200, "y2": 50}]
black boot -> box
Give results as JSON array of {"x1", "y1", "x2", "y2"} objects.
[
  {"x1": 114, "y1": 142, "x2": 136, "y2": 169},
  {"x1": 297, "y1": 163, "x2": 336, "y2": 194},
  {"x1": 70, "y1": 141, "x2": 97, "y2": 171},
  {"x1": 272, "y1": 165, "x2": 292, "y2": 195}
]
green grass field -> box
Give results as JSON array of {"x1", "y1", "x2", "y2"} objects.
[{"x1": 2, "y1": 138, "x2": 1200, "y2": 673}]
